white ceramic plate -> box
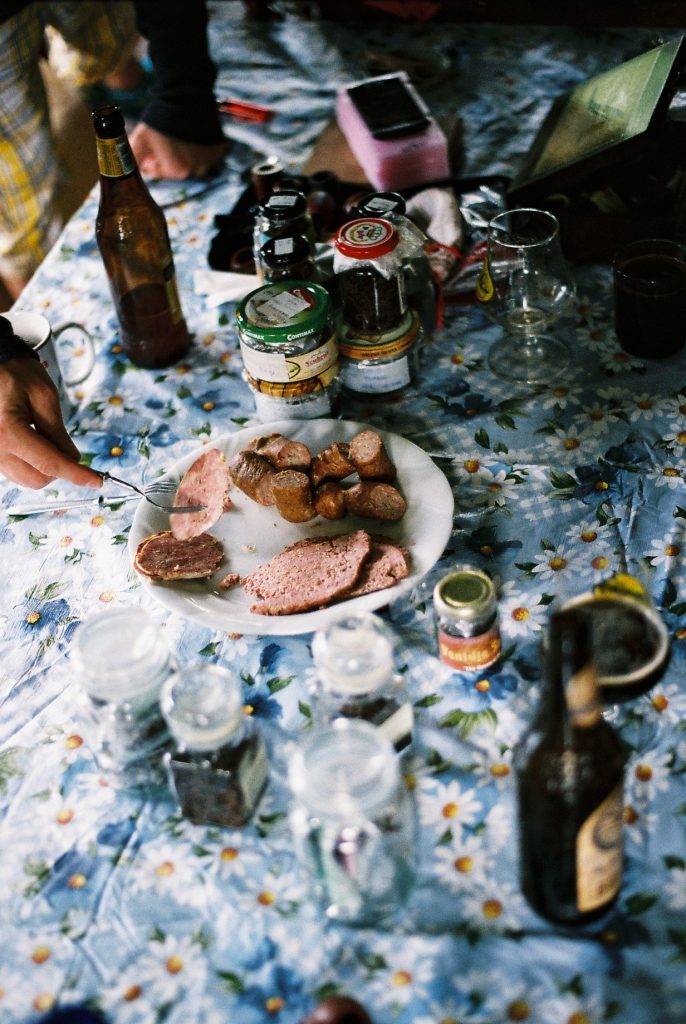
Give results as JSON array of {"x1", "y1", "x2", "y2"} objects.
[{"x1": 129, "y1": 419, "x2": 454, "y2": 635}]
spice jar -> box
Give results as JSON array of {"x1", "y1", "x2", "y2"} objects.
[
  {"x1": 433, "y1": 565, "x2": 501, "y2": 673},
  {"x1": 337, "y1": 307, "x2": 421, "y2": 396},
  {"x1": 310, "y1": 611, "x2": 413, "y2": 751},
  {"x1": 258, "y1": 234, "x2": 316, "y2": 284},
  {"x1": 160, "y1": 663, "x2": 268, "y2": 827},
  {"x1": 236, "y1": 280, "x2": 339, "y2": 421},
  {"x1": 71, "y1": 608, "x2": 175, "y2": 792},
  {"x1": 353, "y1": 192, "x2": 437, "y2": 337},
  {"x1": 334, "y1": 217, "x2": 407, "y2": 335},
  {"x1": 253, "y1": 189, "x2": 316, "y2": 277},
  {"x1": 288, "y1": 718, "x2": 416, "y2": 925}
]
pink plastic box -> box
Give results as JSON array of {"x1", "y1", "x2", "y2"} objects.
[{"x1": 336, "y1": 73, "x2": 450, "y2": 192}]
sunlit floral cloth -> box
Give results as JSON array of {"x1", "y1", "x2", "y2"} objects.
[{"x1": 2, "y1": 11, "x2": 686, "y2": 1024}]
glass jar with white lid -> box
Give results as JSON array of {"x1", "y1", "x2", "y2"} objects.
[
  {"x1": 288, "y1": 718, "x2": 416, "y2": 925},
  {"x1": 160, "y1": 663, "x2": 268, "y2": 827},
  {"x1": 71, "y1": 607, "x2": 175, "y2": 792},
  {"x1": 310, "y1": 611, "x2": 413, "y2": 751}
]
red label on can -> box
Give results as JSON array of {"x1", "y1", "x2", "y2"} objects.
[{"x1": 438, "y1": 627, "x2": 501, "y2": 672}]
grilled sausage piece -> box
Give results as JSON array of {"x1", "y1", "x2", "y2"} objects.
[
  {"x1": 349, "y1": 429, "x2": 397, "y2": 482},
  {"x1": 272, "y1": 469, "x2": 316, "y2": 523},
  {"x1": 310, "y1": 441, "x2": 355, "y2": 488},
  {"x1": 345, "y1": 481, "x2": 407, "y2": 521},
  {"x1": 228, "y1": 451, "x2": 275, "y2": 506},
  {"x1": 314, "y1": 480, "x2": 347, "y2": 520},
  {"x1": 247, "y1": 433, "x2": 312, "y2": 472}
]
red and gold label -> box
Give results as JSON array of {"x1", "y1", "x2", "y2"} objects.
[{"x1": 438, "y1": 627, "x2": 501, "y2": 672}]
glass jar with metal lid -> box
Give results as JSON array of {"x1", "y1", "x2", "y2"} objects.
[
  {"x1": 160, "y1": 663, "x2": 268, "y2": 827},
  {"x1": 336, "y1": 307, "x2": 421, "y2": 396},
  {"x1": 310, "y1": 611, "x2": 413, "y2": 752},
  {"x1": 288, "y1": 718, "x2": 416, "y2": 925},
  {"x1": 333, "y1": 217, "x2": 407, "y2": 335},
  {"x1": 235, "y1": 280, "x2": 339, "y2": 421},
  {"x1": 258, "y1": 234, "x2": 316, "y2": 285},
  {"x1": 433, "y1": 565, "x2": 501, "y2": 673},
  {"x1": 353, "y1": 192, "x2": 437, "y2": 337},
  {"x1": 253, "y1": 188, "x2": 316, "y2": 272},
  {"x1": 71, "y1": 608, "x2": 175, "y2": 792}
]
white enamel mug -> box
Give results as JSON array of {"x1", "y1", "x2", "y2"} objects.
[{"x1": 3, "y1": 310, "x2": 95, "y2": 419}]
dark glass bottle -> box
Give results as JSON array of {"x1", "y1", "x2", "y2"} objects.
[
  {"x1": 92, "y1": 104, "x2": 190, "y2": 368},
  {"x1": 515, "y1": 609, "x2": 626, "y2": 925}
]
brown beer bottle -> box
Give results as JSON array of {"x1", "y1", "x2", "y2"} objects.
[
  {"x1": 515, "y1": 609, "x2": 625, "y2": 925},
  {"x1": 92, "y1": 105, "x2": 190, "y2": 368}
]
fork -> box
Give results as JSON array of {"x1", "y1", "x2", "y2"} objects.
[
  {"x1": 6, "y1": 479, "x2": 206, "y2": 517},
  {"x1": 98, "y1": 472, "x2": 206, "y2": 513}
]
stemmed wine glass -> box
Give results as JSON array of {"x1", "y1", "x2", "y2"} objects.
[{"x1": 476, "y1": 207, "x2": 576, "y2": 383}]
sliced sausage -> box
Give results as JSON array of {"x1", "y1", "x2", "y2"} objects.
[
  {"x1": 134, "y1": 531, "x2": 224, "y2": 580},
  {"x1": 345, "y1": 481, "x2": 407, "y2": 521},
  {"x1": 170, "y1": 448, "x2": 231, "y2": 541},
  {"x1": 314, "y1": 481, "x2": 347, "y2": 520},
  {"x1": 272, "y1": 470, "x2": 316, "y2": 523},
  {"x1": 310, "y1": 441, "x2": 355, "y2": 488},
  {"x1": 228, "y1": 451, "x2": 275, "y2": 506},
  {"x1": 349, "y1": 429, "x2": 397, "y2": 482},
  {"x1": 247, "y1": 433, "x2": 312, "y2": 472}
]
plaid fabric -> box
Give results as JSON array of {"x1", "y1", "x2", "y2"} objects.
[{"x1": 0, "y1": 2, "x2": 137, "y2": 282}]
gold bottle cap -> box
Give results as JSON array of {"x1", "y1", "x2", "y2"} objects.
[{"x1": 433, "y1": 566, "x2": 496, "y2": 622}]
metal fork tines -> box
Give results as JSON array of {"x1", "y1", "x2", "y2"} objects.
[{"x1": 99, "y1": 472, "x2": 206, "y2": 514}]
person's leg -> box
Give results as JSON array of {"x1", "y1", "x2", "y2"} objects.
[{"x1": 0, "y1": 7, "x2": 65, "y2": 299}]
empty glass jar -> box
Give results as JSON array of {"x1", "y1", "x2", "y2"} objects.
[
  {"x1": 71, "y1": 608, "x2": 175, "y2": 792},
  {"x1": 288, "y1": 718, "x2": 416, "y2": 925}
]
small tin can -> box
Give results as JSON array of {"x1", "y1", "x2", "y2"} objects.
[{"x1": 433, "y1": 565, "x2": 501, "y2": 673}]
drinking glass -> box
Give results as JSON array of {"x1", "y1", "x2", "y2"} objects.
[
  {"x1": 613, "y1": 238, "x2": 686, "y2": 359},
  {"x1": 549, "y1": 570, "x2": 669, "y2": 752},
  {"x1": 476, "y1": 207, "x2": 575, "y2": 383}
]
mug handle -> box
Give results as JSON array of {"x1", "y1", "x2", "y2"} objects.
[{"x1": 52, "y1": 322, "x2": 95, "y2": 386}]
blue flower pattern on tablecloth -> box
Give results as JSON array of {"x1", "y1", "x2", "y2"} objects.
[{"x1": 2, "y1": 12, "x2": 686, "y2": 1024}]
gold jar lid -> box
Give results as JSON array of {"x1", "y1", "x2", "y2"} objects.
[{"x1": 433, "y1": 566, "x2": 496, "y2": 623}]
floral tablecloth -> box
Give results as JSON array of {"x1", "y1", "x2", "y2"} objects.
[{"x1": 2, "y1": 10, "x2": 686, "y2": 1024}]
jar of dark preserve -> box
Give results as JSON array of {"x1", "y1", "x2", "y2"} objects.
[
  {"x1": 259, "y1": 234, "x2": 316, "y2": 284},
  {"x1": 333, "y1": 218, "x2": 407, "y2": 335},
  {"x1": 353, "y1": 192, "x2": 436, "y2": 337}
]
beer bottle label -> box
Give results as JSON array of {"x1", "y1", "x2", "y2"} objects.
[
  {"x1": 96, "y1": 135, "x2": 136, "y2": 178},
  {"x1": 163, "y1": 262, "x2": 183, "y2": 325},
  {"x1": 576, "y1": 783, "x2": 623, "y2": 912}
]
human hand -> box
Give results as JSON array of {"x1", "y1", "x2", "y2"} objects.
[
  {"x1": 129, "y1": 122, "x2": 227, "y2": 180},
  {"x1": 0, "y1": 359, "x2": 103, "y2": 489}
]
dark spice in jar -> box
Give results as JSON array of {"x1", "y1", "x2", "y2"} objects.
[
  {"x1": 259, "y1": 234, "x2": 315, "y2": 283},
  {"x1": 334, "y1": 218, "x2": 407, "y2": 335}
]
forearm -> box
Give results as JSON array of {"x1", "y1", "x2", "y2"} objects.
[{"x1": 133, "y1": 0, "x2": 225, "y2": 146}]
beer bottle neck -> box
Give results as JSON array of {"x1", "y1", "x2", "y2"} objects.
[
  {"x1": 95, "y1": 132, "x2": 139, "y2": 181},
  {"x1": 545, "y1": 609, "x2": 602, "y2": 730}
]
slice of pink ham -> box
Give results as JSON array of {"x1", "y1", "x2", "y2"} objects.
[
  {"x1": 170, "y1": 449, "x2": 231, "y2": 540},
  {"x1": 134, "y1": 531, "x2": 224, "y2": 580},
  {"x1": 345, "y1": 537, "x2": 410, "y2": 597},
  {"x1": 242, "y1": 530, "x2": 373, "y2": 615}
]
